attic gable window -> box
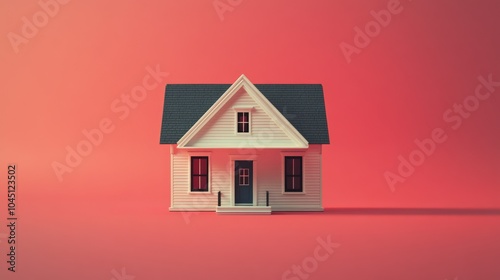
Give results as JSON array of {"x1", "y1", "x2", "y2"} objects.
[{"x1": 237, "y1": 112, "x2": 250, "y2": 133}]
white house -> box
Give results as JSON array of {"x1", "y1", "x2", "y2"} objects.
[{"x1": 160, "y1": 75, "x2": 329, "y2": 214}]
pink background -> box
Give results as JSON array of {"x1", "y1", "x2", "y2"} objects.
[{"x1": 1, "y1": 0, "x2": 499, "y2": 279}]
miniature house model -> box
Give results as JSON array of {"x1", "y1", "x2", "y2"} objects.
[{"x1": 160, "y1": 75, "x2": 329, "y2": 214}]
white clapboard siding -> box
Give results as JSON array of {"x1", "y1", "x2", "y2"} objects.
[
  {"x1": 256, "y1": 145, "x2": 322, "y2": 211},
  {"x1": 169, "y1": 145, "x2": 323, "y2": 212},
  {"x1": 185, "y1": 88, "x2": 300, "y2": 148}
]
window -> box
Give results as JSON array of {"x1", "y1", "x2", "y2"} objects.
[
  {"x1": 284, "y1": 156, "x2": 302, "y2": 192},
  {"x1": 237, "y1": 112, "x2": 249, "y2": 133},
  {"x1": 239, "y1": 168, "x2": 249, "y2": 186},
  {"x1": 191, "y1": 157, "x2": 208, "y2": 192}
]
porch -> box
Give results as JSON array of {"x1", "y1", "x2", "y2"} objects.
[{"x1": 215, "y1": 190, "x2": 272, "y2": 214}]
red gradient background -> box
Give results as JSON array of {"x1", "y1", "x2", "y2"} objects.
[{"x1": 1, "y1": 0, "x2": 499, "y2": 279}]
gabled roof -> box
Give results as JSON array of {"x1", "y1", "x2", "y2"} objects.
[
  {"x1": 160, "y1": 77, "x2": 330, "y2": 145},
  {"x1": 176, "y1": 75, "x2": 309, "y2": 148}
]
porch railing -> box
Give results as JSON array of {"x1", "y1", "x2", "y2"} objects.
[{"x1": 216, "y1": 190, "x2": 270, "y2": 207}]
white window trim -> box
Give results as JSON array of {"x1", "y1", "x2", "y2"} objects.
[
  {"x1": 233, "y1": 106, "x2": 254, "y2": 135},
  {"x1": 281, "y1": 151, "x2": 306, "y2": 194},
  {"x1": 188, "y1": 152, "x2": 212, "y2": 194}
]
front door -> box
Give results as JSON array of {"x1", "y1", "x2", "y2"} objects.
[{"x1": 234, "y1": 161, "x2": 253, "y2": 204}]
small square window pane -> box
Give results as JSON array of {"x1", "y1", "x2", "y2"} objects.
[
  {"x1": 198, "y1": 176, "x2": 208, "y2": 190},
  {"x1": 293, "y1": 177, "x2": 302, "y2": 191},
  {"x1": 192, "y1": 175, "x2": 200, "y2": 190},
  {"x1": 285, "y1": 177, "x2": 294, "y2": 191},
  {"x1": 192, "y1": 158, "x2": 200, "y2": 174},
  {"x1": 285, "y1": 158, "x2": 293, "y2": 175},
  {"x1": 192, "y1": 176, "x2": 208, "y2": 191},
  {"x1": 293, "y1": 158, "x2": 301, "y2": 175},
  {"x1": 200, "y1": 158, "x2": 207, "y2": 174}
]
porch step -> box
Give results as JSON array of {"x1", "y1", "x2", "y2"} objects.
[{"x1": 216, "y1": 206, "x2": 272, "y2": 214}]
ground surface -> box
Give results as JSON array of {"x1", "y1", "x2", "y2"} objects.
[{"x1": 2, "y1": 198, "x2": 499, "y2": 280}]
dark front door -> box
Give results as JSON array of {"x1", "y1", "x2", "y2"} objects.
[{"x1": 235, "y1": 161, "x2": 253, "y2": 204}]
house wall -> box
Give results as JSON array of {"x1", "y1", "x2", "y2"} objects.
[
  {"x1": 169, "y1": 144, "x2": 323, "y2": 211},
  {"x1": 185, "y1": 87, "x2": 301, "y2": 148}
]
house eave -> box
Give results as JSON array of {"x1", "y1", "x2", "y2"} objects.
[
  {"x1": 176, "y1": 74, "x2": 310, "y2": 149},
  {"x1": 175, "y1": 145, "x2": 310, "y2": 149}
]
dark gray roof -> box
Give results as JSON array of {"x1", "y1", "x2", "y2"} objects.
[{"x1": 160, "y1": 84, "x2": 330, "y2": 144}]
